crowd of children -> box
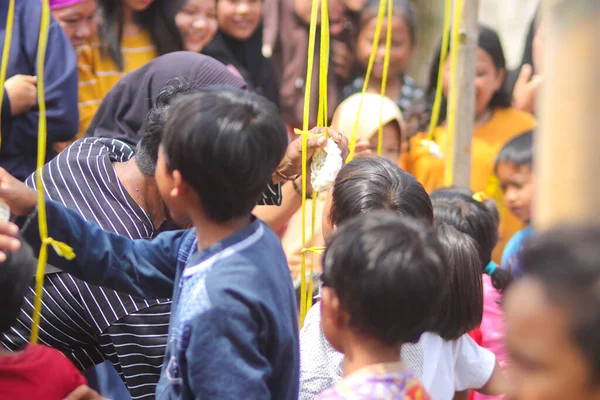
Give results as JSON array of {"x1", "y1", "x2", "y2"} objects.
[{"x1": 0, "y1": 0, "x2": 597, "y2": 399}]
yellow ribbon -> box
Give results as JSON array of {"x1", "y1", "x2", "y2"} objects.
[
  {"x1": 0, "y1": 0, "x2": 15, "y2": 147},
  {"x1": 31, "y1": 0, "x2": 76, "y2": 344},
  {"x1": 377, "y1": 0, "x2": 393, "y2": 157}
]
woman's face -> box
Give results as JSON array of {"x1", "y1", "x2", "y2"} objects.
[
  {"x1": 367, "y1": 122, "x2": 401, "y2": 163},
  {"x1": 51, "y1": 0, "x2": 98, "y2": 49},
  {"x1": 443, "y1": 47, "x2": 505, "y2": 116},
  {"x1": 175, "y1": 0, "x2": 218, "y2": 53},
  {"x1": 357, "y1": 15, "x2": 414, "y2": 79},
  {"x1": 217, "y1": 0, "x2": 263, "y2": 41},
  {"x1": 121, "y1": 0, "x2": 154, "y2": 12}
]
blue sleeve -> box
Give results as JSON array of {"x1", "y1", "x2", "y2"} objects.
[
  {"x1": 186, "y1": 307, "x2": 271, "y2": 399},
  {"x1": 20, "y1": 200, "x2": 189, "y2": 299},
  {"x1": 501, "y1": 231, "x2": 522, "y2": 268},
  {"x1": 8, "y1": 7, "x2": 78, "y2": 144}
]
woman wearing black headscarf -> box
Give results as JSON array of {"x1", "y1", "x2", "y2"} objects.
[
  {"x1": 202, "y1": 0, "x2": 280, "y2": 106},
  {"x1": 85, "y1": 51, "x2": 246, "y2": 146}
]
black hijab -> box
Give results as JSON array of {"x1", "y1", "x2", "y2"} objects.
[
  {"x1": 202, "y1": 25, "x2": 280, "y2": 107},
  {"x1": 85, "y1": 52, "x2": 247, "y2": 146}
]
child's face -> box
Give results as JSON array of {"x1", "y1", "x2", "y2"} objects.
[
  {"x1": 51, "y1": 0, "x2": 98, "y2": 49},
  {"x1": 320, "y1": 287, "x2": 345, "y2": 354},
  {"x1": 443, "y1": 48, "x2": 504, "y2": 117},
  {"x1": 217, "y1": 0, "x2": 263, "y2": 41},
  {"x1": 357, "y1": 15, "x2": 414, "y2": 80},
  {"x1": 505, "y1": 278, "x2": 600, "y2": 400},
  {"x1": 496, "y1": 161, "x2": 534, "y2": 224},
  {"x1": 367, "y1": 122, "x2": 401, "y2": 163},
  {"x1": 175, "y1": 0, "x2": 218, "y2": 53}
]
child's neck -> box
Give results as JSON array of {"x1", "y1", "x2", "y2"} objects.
[
  {"x1": 190, "y1": 211, "x2": 252, "y2": 252},
  {"x1": 368, "y1": 74, "x2": 403, "y2": 100},
  {"x1": 342, "y1": 333, "x2": 402, "y2": 377},
  {"x1": 122, "y1": 5, "x2": 142, "y2": 37}
]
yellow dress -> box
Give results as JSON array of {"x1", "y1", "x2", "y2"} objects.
[
  {"x1": 76, "y1": 31, "x2": 158, "y2": 138},
  {"x1": 405, "y1": 107, "x2": 536, "y2": 262}
]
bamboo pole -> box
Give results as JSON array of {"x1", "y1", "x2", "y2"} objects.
[
  {"x1": 444, "y1": 0, "x2": 479, "y2": 187},
  {"x1": 533, "y1": 0, "x2": 600, "y2": 230}
]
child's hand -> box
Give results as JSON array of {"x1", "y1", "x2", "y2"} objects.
[
  {"x1": 512, "y1": 64, "x2": 543, "y2": 114},
  {"x1": 0, "y1": 219, "x2": 21, "y2": 263},
  {"x1": 4, "y1": 74, "x2": 37, "y2": 116},
  {"x1": 0, "y1": 167, "x2": 38, "y2": 216}
]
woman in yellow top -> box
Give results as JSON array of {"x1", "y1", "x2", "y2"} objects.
[
  {"x1": 405, "y1": 25, "x2": 536, "y2": 262},
  {"x1": 281, "y1": 93, "x2": 405, "y2": 283}
]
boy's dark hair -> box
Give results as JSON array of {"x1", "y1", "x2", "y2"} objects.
[
  {"x1": 494, "y1": 130, "x2": 534, "y2": 174},
  {"x1": 431, "y1": 191, "x2": 512, "y2": 292},
  {"x1": 432, "y1": 222, "x2": 484, "y2": 340},
  {"x1": 427, "y1": 25, "x2": 512, "y2": 126},
  {"x1": 330, "y1": 157, "x2": 434, "y2": 228},
  {"x1": 0, "y1": 239, "x2": 36, "y2": 335},
  {"x1": 136, "y1": 78, "x2": 199, "y2": 177},
  {"x1": 161, "y1": 86, "x2": 288, "y2": 222},
  {"x1": 359, "y1": 0, "x2": 418, "y2": 45},
  {"x1": 433, "y1": 186, "x2": 500, "y2": 226},
  {"x1": 520, "y1": 225, "x2": 600, "y2": 383},
  {"x1": 322, "y1": 211, "x2": 446, "y2": 345}
]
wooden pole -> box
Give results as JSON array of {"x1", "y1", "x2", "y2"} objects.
[
  {"x1": 533, "y1": 0, "x2": 600, "y2": 230},
  {"x1": 445, "y1": 0, "x2": 479, "y2": 187}
]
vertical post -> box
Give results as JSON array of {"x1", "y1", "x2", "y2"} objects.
[
  {"x1": 445, "y1": 0, "x2": 479, "y2": 187},
  {"x1": 533, "y1": 0, "x2": 600, "y2": 230}
]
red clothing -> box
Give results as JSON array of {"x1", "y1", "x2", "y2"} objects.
[{"x1": 0, "y1": 344, "x2": 86, "y2": 400}]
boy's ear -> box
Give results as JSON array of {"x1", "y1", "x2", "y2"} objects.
[
  {"x1": 170, "y1": 170, "x2": 187, "y2": 199},
  {"x1": 321, "y1": 287, "x2": 345, "y2": 328}
]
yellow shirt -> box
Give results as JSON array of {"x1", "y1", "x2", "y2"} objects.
[
  {"x1": 76, "y1": 31, "x2": 157, "y2": 138},
  {"x1": 406, "y1": 107, "x2": 536, "y2": 262}
]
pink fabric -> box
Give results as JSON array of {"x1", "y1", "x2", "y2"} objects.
[
  {"x1": 473, "y1": 275, "x2": 506, "y2": 400},
  {"x1": 48, "y1": 0, "x2": 86, "y2": 10}
]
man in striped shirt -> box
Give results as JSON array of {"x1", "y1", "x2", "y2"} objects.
[{"x1": 1, "y1": 79, "x2": 344, "y2": 399}]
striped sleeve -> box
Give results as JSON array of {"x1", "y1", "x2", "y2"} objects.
[{"x1": 259, "y1": 182, "x2": 282, "y2": 206}]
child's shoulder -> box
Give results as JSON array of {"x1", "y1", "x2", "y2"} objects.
[{"x1": 493, "y1": 107, "x2": 537, "y2": 129}]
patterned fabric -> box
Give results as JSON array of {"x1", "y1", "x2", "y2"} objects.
[{"x1": 317, "y1": 362, "x2": 430, "y2": 399}]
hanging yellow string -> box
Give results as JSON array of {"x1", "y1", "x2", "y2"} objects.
[
  {"x1": 346, "y1": 0, "x2": 387, "y2": 162},
  {"x1": 0, "y1": 0, "x2": 15, "y2": 147},
  {"x1": 425, "y1": 0, "x2": 452, "y2": 142},
  {"x1": 298, "y1": 0, "x2": 320, "y2": 327},
  {"x1": 377, "y1": 0, "x2": 393, "y2": 156},
  {"x1": 30, "y1": 0, "x2": 76, "y2": 344},
  {"x1": 443, "y1": 0, "x2": 463, "y2": 186}
]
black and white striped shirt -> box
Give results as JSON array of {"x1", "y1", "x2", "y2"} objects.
[{"x1": 2, "y1": 137, "x2": 283, "y2": 399}]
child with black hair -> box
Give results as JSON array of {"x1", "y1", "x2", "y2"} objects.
[
  {"x1": 505, "y1": 225, "x2": 600, "y2": 400},
  {"x1": 300, "y1": 157, "x2": 502, "y2": 400},
  {"x1": 431, "y1": 191, "x2": 510, "y2": 399},
  {"x1": 341, "y1": 0, "x2": 426, "y2": 136},
  {"x1": 495, "y1": 130, "x2": 535, "y2": 277},
  {"x1": 317, "y1": 211, "x2": 445, "y2": 399},
  {"x1": 0, "y1": 87, "x2": 300, "y2": 399},
  {"x1": 0, "y1": 238, "x2": 91, "y2": 399}
]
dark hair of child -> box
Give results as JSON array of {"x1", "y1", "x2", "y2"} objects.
[
  {"x1": 358, "y1": 0, "x2": 418, "y2": 45},
  {"x1": 322, "y1": 211, "x2": 446, "y2": 345},
  {"x1": 160, "y1": 86, "x2": 288, "y2": 222},
  {"x1": 433, "y1": 186, "x2": 500, "y2": 227},
  {"x1": 136, "y1": 78, "x2": 198, "y2": 177},
  {"x1": 427, "y1": 25, "x2": 512, "y2": 126},
  {"x1": 519, "y1": 225, "x2": 600, "y2": 382},
  {"x1": 431, "y1": 222, "x2": 484, "y2": 340},
  {"x1": 0, "y1": 240, "x2": 36, "y2": 336},
  {"x1": 329, "y1": 157, "x2": 434, "y2": 228},
  {"x1": 97, "y1": 0, "x2": 183, "y2": 70},
  {"x1": 494, "y1": 130, "x2": 534, "y2": 174},
  {"x1": 430, "y1": 191, "x2": 512, "y2": 292}
]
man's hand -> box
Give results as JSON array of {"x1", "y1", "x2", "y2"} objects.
[
  {"x1": 64, "y1": 385, "x2": 109, "y2": 400},
  {"x1": 274, "y1": 127, "x2": 349, "y2": 183},
  {"x1": 512, "y1": 64, "x2": 543, "y2": 114},
  {"x1": 5, "y1": 75, "x2": 37, "y2": 116},
  {"x1": 0, "y1": 167, "x2": 38, "y2": 216}
]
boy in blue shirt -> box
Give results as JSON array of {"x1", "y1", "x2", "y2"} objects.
[
  {"x1": 0, "y1": 87, "x2": 299, "y2": 399},
  {"x1": 495, "y1": 130, "x2": 535, "y2": 277}
]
